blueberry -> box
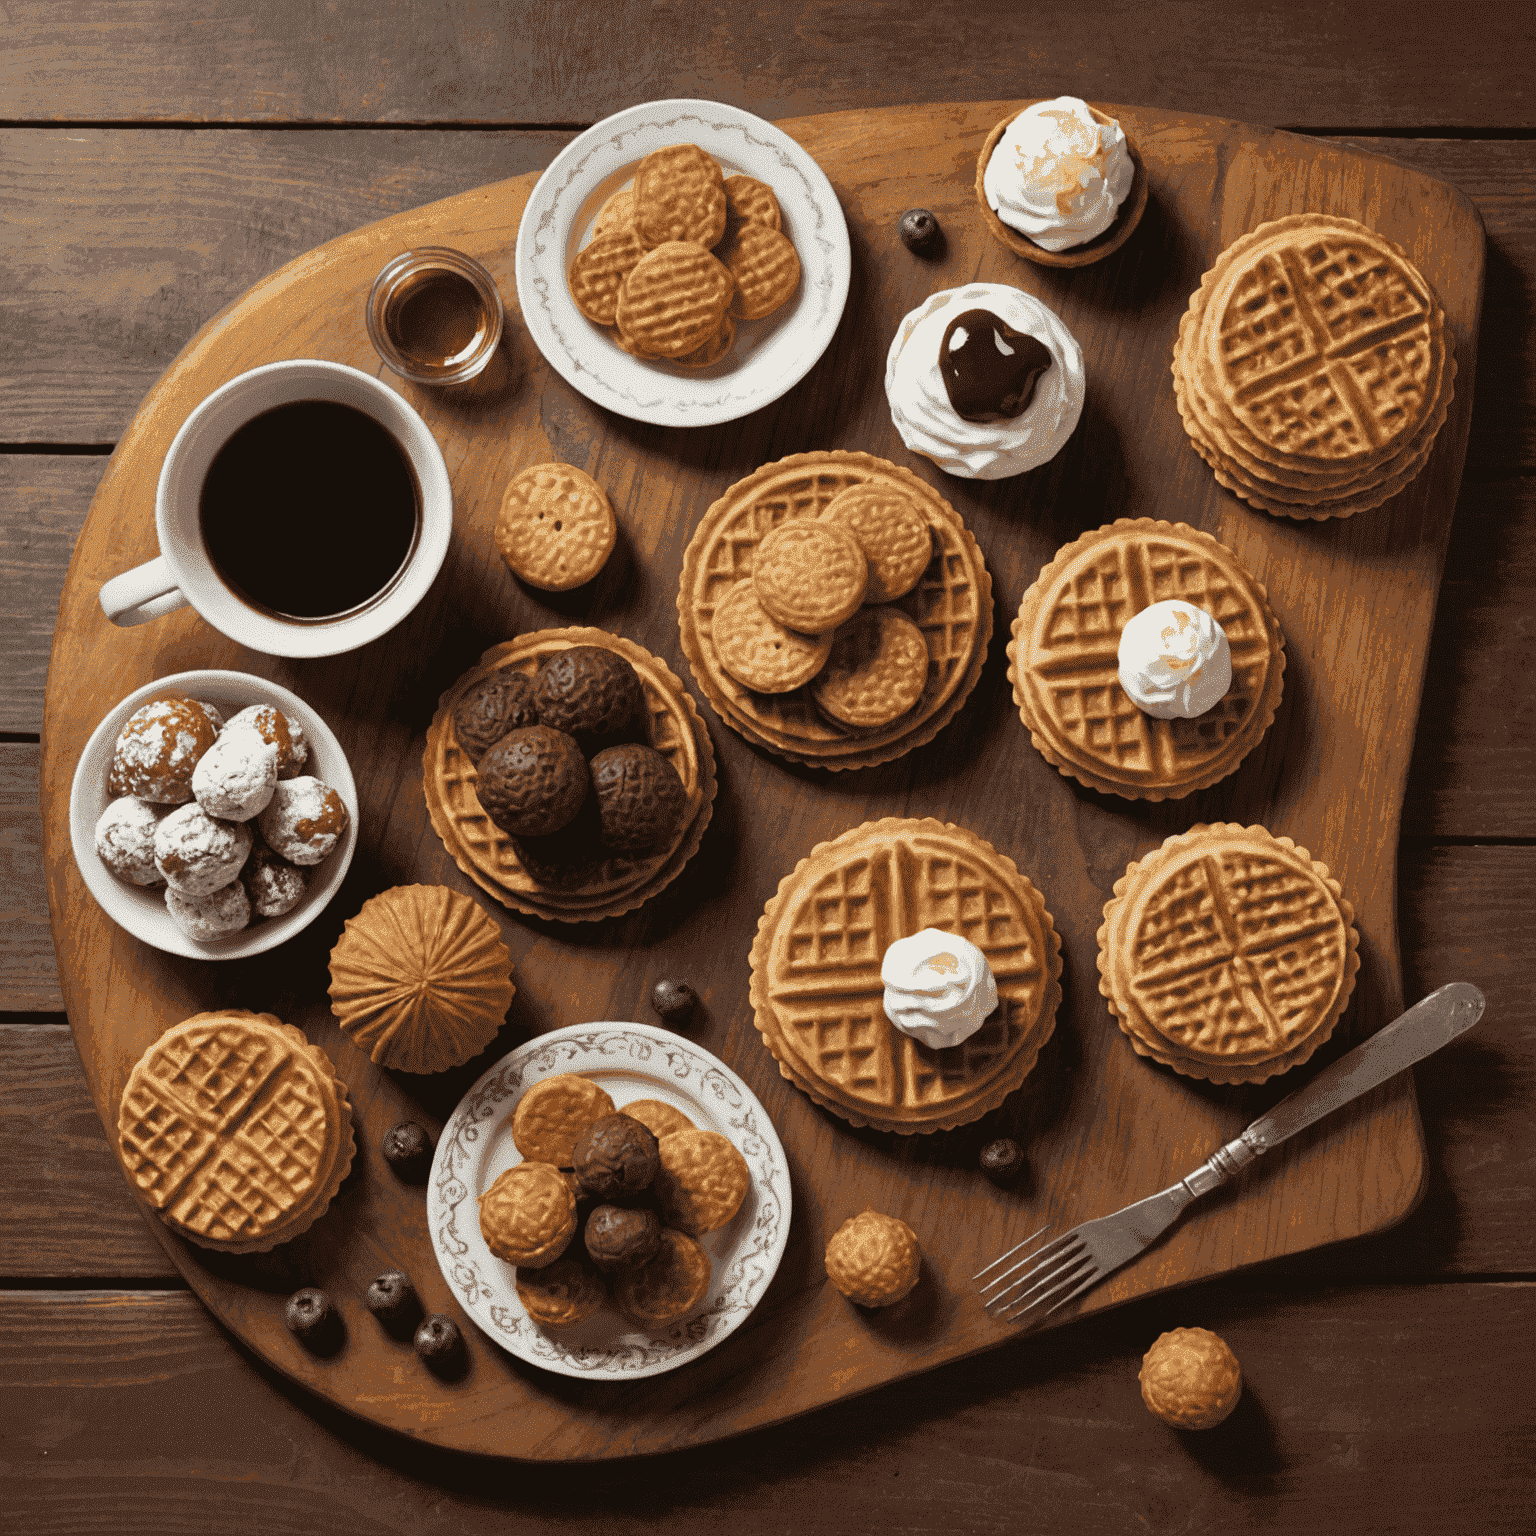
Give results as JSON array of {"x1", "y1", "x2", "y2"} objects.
[
  {"x1": 365, "y1": 1269, "x2": 421, "y2": 1333},
  {"x1": 382, "y1": 1121, "x2": 433, "y2": 1181},
  {"x1": 898, "y1": 208, "x2": 943, "y2": 256},
  {"x1": 650, "y1": 978, "x2": 697, "y2": 1025},
  {"x1": 979, "y1": 1137, "x2": 1025, "y2": 1184},
  {"x1": 284, "y1": 1287, "x2": 339, "y2": 1349},
  {"x1": 414, "y1": 1313, "x2": 464, "y2": 1371}
]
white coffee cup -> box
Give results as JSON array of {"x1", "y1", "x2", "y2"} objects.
[{"x1": 98, "y1": 359, "x2": 453, "y2": 659}]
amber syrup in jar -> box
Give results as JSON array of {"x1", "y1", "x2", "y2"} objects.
[{"x1": 366, "y1": 248, "x2": 504, "y2": 386}]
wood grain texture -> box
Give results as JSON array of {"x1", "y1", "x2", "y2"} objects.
[
  {"x1": 6, "y1": 847, "x2": 1531, "y2": 1282},
  {"x1": 35, "y1": 102, "x2": 1483, "y2": 1456},
  {"x1": 0, "y1": 746, "x2": 63, "y2": 1014},
  {"x1": 2, "y1": 132, "x2": 1531, "y2": 464},
  {"x1": 1, "y1": 1284, "x2": 1531, "y2": 1533},
  {"x1": 4, "y1": 0, "x2": 1533, "y2": 131}
]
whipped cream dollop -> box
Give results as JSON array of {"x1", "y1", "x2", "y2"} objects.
[
  {"x1": 1117, "y1": 600, "x2": 1233, "y2": 719},
  {"x1": 885, "y1": 282, "x2": 1085, "y2": 479},
  {"x1": 983, "y1": 96, "x2": 1134, "y2": 252},
  {"x1": 881, "y1": 928, "x2": 999, "y2": 1050}
]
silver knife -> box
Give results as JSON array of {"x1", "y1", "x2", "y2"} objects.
[{"x1": 977, "y1": 982, "x2": 1486, "y2": 1322}]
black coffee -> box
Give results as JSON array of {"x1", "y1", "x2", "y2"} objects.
[{"x1": 200, "y1": 400, "x2": 420, "y2": 621}]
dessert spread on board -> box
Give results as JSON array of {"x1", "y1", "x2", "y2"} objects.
[{"x1": 69, "y1": 93, "x2": 1474, "y2": 1426}]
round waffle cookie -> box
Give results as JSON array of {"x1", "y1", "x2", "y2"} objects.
[
  {"x1": 677, "y1": 452, "x2": 992, "y2": 769},
  {"x1": 1097, "y1": 823, "x2": 1360, "y2": 1084},
  {"x1": 117, "y1": 1010, "x2": 355, "y2": 1253},
  {"x1": 1171, "y1": 214, "x2": 1456, "y2": 519},
  {"x1": 748, "y1": 818, "x2": 1062, "y2": 1134},
  {"x1": 615, "y1": 242, "x2": 734, "y2": 360},
  {"x1": 1006, "y1": 519, "x2": 1285, "y2": 800},
  {"x1": 633, "y1": 143, "x2": 728, "y2": 249},
  {"x1": 423, "y1": 629, "x2": 716, "y2": 922}
]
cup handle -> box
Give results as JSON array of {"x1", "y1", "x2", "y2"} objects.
[{"x1": 99, "y1": 556, "x2": 188, "y2": 627}]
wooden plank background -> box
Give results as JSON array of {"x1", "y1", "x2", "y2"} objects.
[{"x1": 1, "y1": 2, "x2": 1531, "y2": 1529}]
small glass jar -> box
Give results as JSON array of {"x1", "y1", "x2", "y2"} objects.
[{"x1": 366, "y1": 247, "x2": 504, "y2": 386}]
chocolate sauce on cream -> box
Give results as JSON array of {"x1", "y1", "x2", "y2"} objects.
[{"x1": 939, "y1": 308, "x2": 1053, "y2": 422}]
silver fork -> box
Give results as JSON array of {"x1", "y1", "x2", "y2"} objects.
[{"x1": 976, "y1": 982, "x2": 1485, "y2": 1325}]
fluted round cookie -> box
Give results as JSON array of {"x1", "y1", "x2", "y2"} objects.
[
  {"x1": 752, "y1": 519, "x2": 868, "y2": 633},
  {"x1": 328, "y1": 884, "x2": 515, "y2": 1073},
  {"x1": 478, "y1": 1161, "x2": 576, "y2": 1269},
  {"x1": 711, "y1": 579, "x2": 833, "y2": 693},
  {"x1": 810, "y1": 606, "x2": 929, "y2": 729},
  {"x1": 749, "y1": 818, "x2": 1062, "y2": 1133},
  {"x1": 495, "y1": 462, "x2": 616, "y2": 592},
  {"x1": 818, "y1": 481, "x2": 933, "y2": 602},
  {"x1": 1097, "y1": 823, "x2": 1360, "y2": 1083}
]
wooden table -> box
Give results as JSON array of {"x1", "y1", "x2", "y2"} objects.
[{"x1": 2, "y1": 4, "x2": 1531, "y2": 1529}]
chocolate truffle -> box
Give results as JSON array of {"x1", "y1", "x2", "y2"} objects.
[
  {"x1": 584, "y1": 1203, "x2": 663, "y2": 1272},
  {"x1": 589, "y1": 743, "x2": 686, "y2": 853},
  {"x1": 453, "y1": 671, "x2": 539, "y2": 765},
  {"x1": 572, "y1": 1113, "x2": 660, "y2": 1201},
  {"x1": 531, "y1": 646, "x2": 646, "y2": 750},
  {"x1": 475, "y1": 725, "x2": 589, "y2": 838}
]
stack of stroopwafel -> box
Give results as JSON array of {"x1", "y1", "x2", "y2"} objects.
[
  {"x1": 117, "y1": 1010, "x2": 355, "y2": 1252},
  {"x1": 1097, "y1": 824, "x2": 1360, "y2": 1084},
  {"x1": 677, "y1": 452, "x2": 992, "y2": 770},
  {"x1": 423, "y1": 629, "x2": 716, "y2": 922},
  {"x1": 1006, "y1": 518, "x2": 1285, "y2": 800},
  {"x1": 1172, "y1": 214, "x2": 1455, "y2": 519},
  {"x1": 748, "y1": 818, "x2": 1061, "y2": 1133}
]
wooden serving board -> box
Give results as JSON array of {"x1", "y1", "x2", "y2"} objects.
[{"x1": 41, "y1": 101, "x2": 1482, "y2": 1459}]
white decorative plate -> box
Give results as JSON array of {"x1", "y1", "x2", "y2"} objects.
[
  {"x1": 514, "y1": 97, "x2": 851, "y2": 427},
  {"x1": 427, "y1": 1022, "x2": 793, "y2": 1379}
]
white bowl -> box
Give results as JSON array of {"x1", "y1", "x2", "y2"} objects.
[{"x1": 68, "y1": 670, "x2": 359, "y2": 960}]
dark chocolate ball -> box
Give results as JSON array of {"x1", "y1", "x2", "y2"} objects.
[
  {"x1": 584, "y1": 1203, "x2": 663, "y2": 1272},
  {"x1": 414, "y1": 1313, "x2": 464, "y2": 1368},
  {"x1": 651, "y1": 978, "x2": 697, "y2": 1025},
  {"x1": 979, "y1": 1137, "x2": 1025, "y2": 1184},
  {"x1": 589, "y1": 743, "x2": 686, "y2": 853},
  {"x1": 284, "y1": 1287, "x2": 337, "y2": 1345},
  {"x1": 475, "y1": 724, "x2": 589, "y2": 837},
  {"x1": 382, "y1": 1121, "x2": 433, "y2": 1181},
  {"x1": 453, "y1": 672, "x2": 539, "y2": 764},
  {"x1": 531, "y1": 646, "x2": 646, "y2": 751},
  {"x1": 898, "y1": 207, "x2": 943, "y2": 256},
  {"x1": 365, "y1": 1269, "x2": 421, "y2": 1332},
  {"x1": 573, "y1": 1113, "x2": 660, "y2": 1201}
]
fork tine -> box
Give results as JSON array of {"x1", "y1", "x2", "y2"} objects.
[
  {"x1": 972, "y1": 1223, "x2": 1051, "y2": 1283},
  {"x1": 981, "y1": 1233, "x2": 1084, "y2": 1307},
  {"x1": 983, "y1": 1241, "x2": 1093, "y2": 1314},
  {"x1": 976, "y1": 1228, "x2": 1077, "y2": 1298},
  {"x1": 1041, "y1": 1264, "x2": 1106, "y2": 1319},
  {"x1": 989, "y1": 1247, "x2": 1099, "y2": 1320}
]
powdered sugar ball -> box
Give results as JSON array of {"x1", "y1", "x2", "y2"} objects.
[
  {"x1": 153, "y1": 803, "x2": 253, "y2": 897},
  {"x1": 190, "y1": 700, "x2": 225, "y2": 735},
  {"x1": 166, "y1": 880, "x2": 251, "y2": 942},
  {"x1": 224, "y1": 704, "x2": 308, "y2": 779},
  {"x1": 243, "y1": 842, "x2": 308, "y2": 918},
  {"x1": 94, "y1": 797, "x2": 170, "y2": 885},
  {"x1": 256, "y1": 777, "x2": 348, "y2": 866},
  {"x1": 107, "y1": 699, "x2": 217, "y2": 804},
  {"x1": 191, "y1": 727, "x2": 279, "y2": 821}
]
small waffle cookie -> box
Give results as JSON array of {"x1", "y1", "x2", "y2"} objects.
[
  {"x1": 749, "y1": 818, "x2": 1062, "y2": 1134},
  {"x1": 634, "y1": 143, "x2": 728, "y2": 248},
  {"x1": 1006, "y1": 519, "x2": 1285, "y2": 800},
  {"x1": 620, "y1": 1099, "x2": 694, "y2": 1139},
  {"x1": 810, "y1": 607, "x2": 930, "y2": 730},
  {"x1": 116, "y1": 1010, "x2": 354, "y2": 1253},
  {"x1": 652, "y1": 1128, "x2": 751, "y2": 1235},
  {"x1": 723, "y1": 174, "x2": 782, "y2": 232},
  {"x1": 615, "y1": 242, "x2": 735, "y2": 359},
  {"x1": 1097, "y1": 823, "x2": 1360, "y2": 1084},
  {"x1": 494, "y1": 462, "x2": 617, "y2": 592},
  {"x1": 672, "y1": 312, "x2": 735, "y2": 369},
  {"x1": 423, "y1": 629, "x2": 717, "y2": 923},
  {"x1": 511, "y1": 1074, "x2": 617, "y2": 1165},
  {"x1": 479, "y1": 1161, "x2": 577, "y2": 1268},
  {"x1": 817, "y1": 482, "x2": 934, "y2": 603},
  {"x1": 752, "y1": 519, "x2": 868, "y2": 633},
  {"x1": 516, "y1": 1254, "x2": 607, "y2": 1327},
  {"x1": 717, "y1": 221, "x2": 801, "y2": 321},
  {"x1": 825, "y1": 1210, "x2": 921, "y2": 1307},
  {"x1": 711, "y1": 578, "x2": 833, "y2": 693},
  {"x1": 678, "y1": 452, "x2": 991, "y2": 769},
  {"x1": 1171, "y1": 214, "x2": 1455, "y2": 519},
  {"x1": 567, "y1": 226, "x2": 648, "y2": 325},
  {"x1": 591, "y1": 186, "x2": 638, "y2": 240},
  {"x1": 613, "y1": 1227, "x2": 712, "y2": 1328}
]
